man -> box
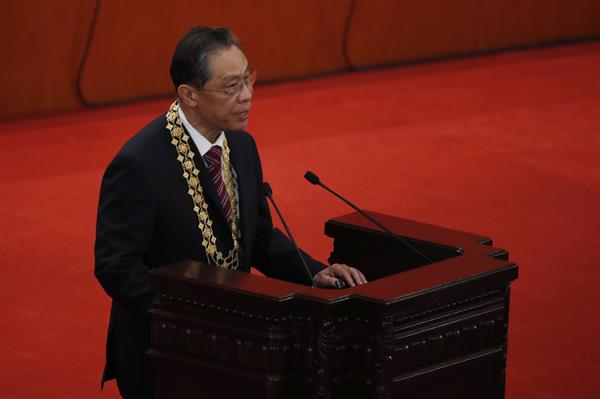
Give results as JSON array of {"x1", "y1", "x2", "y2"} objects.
[{"x1": 94, "y1": 27, "x2": 366, "y2": 399}]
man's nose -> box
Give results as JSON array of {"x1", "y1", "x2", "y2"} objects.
[{"x1": 238, "y1": 82, "x2": 253, "y2": 101}]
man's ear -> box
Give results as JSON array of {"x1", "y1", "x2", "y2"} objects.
[{"x1": 177, "y1": 84, "x2": 199, "y2": 107}]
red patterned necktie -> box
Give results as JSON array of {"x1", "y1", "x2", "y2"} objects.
[{"x1": 204, "y1": 145, "x2": 233, "y2": 224}]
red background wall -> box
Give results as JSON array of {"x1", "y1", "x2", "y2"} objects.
[
  {"x1": 78, "y1": 0, "x2": 352, "y2": 105},
  {"x1": 0, "y1": 1, "x2": 96, "y2": 119},
  {"x1": 2, "y1": 0, "x2": 599, "y2": 119}
]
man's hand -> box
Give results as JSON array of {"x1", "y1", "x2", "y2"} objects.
[{"x1": 313, "y1": 263, "x2": 367, "y2": 288}]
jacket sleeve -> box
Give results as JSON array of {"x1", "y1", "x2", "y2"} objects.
[
  {"x1": 94, "y1": 154, "x2": 156, "y2": 314},
  {"x1": 246, "y1": 136, "x2": 326, "y2": 285}
]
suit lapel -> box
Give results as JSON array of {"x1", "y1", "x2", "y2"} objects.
[{"x1": 226, "y1": 131, "x2": 252, "y2": 252}]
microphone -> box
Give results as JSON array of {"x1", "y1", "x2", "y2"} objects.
[
  {"x1": 304, "y1": 171, "x2": 434, "y2": 264},
  {"x1": 263, "y1": 182, "x2": 317, "y2": 288}
]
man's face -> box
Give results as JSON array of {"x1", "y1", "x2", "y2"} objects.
[{"x1": 191, "y1": 46, "x2": 253, "y2": 134}]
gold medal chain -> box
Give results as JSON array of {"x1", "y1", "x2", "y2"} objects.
[{"x1": 165, "y1": 101, "x2": 239, "y2": 270}]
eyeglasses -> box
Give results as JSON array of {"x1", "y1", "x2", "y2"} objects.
[{"x1": 199, "y1": 71, "x2": 257, "y2": 97}]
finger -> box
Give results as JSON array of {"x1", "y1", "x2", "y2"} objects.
[
  {"x1": 332, "y1": 265, "x2": 356, "y2": 287},
  {"x1": 349, "y1": 267, "x2": 367, "y2": 285},
  {"x1": 355, "y1": 268, "x2": 367, "y2": 284},
  {"x1": 338, "y1": 265, "x2": 365, "y2": 286},
  {"x1": 330, "y1": 264, "x2": 360, "y2": 287}
]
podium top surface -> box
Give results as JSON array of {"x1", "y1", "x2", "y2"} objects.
[{"x1": 150, "y1": 212, "x2": 517, "y2": 305}]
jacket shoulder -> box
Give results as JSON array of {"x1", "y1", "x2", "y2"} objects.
[
  {"x1": 117, "y1": 115, "x2": 169, "y2": 161},
  {"x1": 226, "y1": 130, "x2": 260, "y2": 153}
]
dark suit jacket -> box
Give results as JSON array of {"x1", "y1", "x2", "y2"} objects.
[{"x1": 94, "y1": 114, "x2": 324, "y2": 398}]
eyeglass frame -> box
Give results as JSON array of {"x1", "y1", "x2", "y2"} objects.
[{"x1": 197, "y1": 70, "x2": 257, "y2": 97}]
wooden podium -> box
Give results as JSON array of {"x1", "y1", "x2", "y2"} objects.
[{"x1": 148, "y1": 212, "x2": 518, "y2": 398}]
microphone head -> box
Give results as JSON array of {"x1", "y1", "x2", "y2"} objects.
[
  {"x1": 304, "y1": 171, "x2": 320, "y2": 185},
  {"x1": 263, "y1": 182, "x2": 273, "y2": 196}
]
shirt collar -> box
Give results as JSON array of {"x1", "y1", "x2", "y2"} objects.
[{"x1": 178, "y1": 106, "x2": 224, "y2": 156}]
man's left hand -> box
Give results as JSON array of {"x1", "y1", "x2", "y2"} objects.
[{"x1": 313, "y1": 263, "x2": 367, "y2": 288}]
